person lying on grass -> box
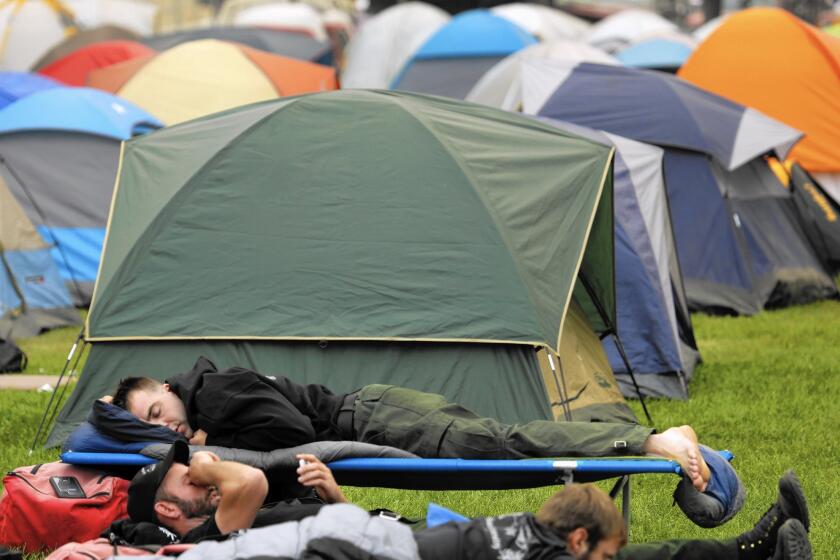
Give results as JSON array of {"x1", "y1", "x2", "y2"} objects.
[
  {"x1": 128, "y1": 441, "x2": 811, "y2": 560},
  {"x1": 107, "y1": 356, "x2": 711, "y2": 491}
]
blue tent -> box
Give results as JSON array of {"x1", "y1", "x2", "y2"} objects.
[
  {"x1": 524, "y1": 61, "x2": 836, "y2": 315},
  {"x1": 391, "y1": 9, "x2": 536, "y2": 99},
  {"x1": 0, "y1": 88, "x2": 162, "y2": 306},
  {"x1": 616, "y1": 37, "x2": 694, "y2": 72},
  {"x1": 0, "y1": 72, "x2": 59, "y2": 110}
]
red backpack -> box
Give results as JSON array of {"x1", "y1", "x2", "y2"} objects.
[{"x1": 0, "y1": 462, "x2": 130, "y2": 553}]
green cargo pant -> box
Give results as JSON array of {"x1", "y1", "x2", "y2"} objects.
[
  {"x1": 352, "y1": 385, "x2": 653, "y2": 459},
  {"x1": 617, "y1": 539, "x2": 737, "y2": 559}
]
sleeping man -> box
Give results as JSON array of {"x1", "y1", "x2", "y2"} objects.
[
  {"x1": 110, "y1": 356, "x2": 711, "y2": 491},
  {"x1": 129, "y1": 441, "x2": 811, "y2": 559}
]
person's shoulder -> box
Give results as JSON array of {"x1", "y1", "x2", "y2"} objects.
[{"x1": 181, "y1": 516, "x2": 223, "y2": 544}]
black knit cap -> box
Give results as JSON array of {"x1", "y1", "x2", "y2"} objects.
[{"x1": 127, "y1": 440, "x2": 190, "y2": 523}]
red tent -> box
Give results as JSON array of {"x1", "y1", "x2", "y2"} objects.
[{"x1": 38, "y1": 40, "x2": 154, "y2": 86}]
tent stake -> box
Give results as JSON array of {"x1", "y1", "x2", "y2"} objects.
[{"x1": 30, "y1": 327, "x2": 84, "y2": 453}]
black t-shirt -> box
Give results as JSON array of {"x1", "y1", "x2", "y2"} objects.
[{"x1": 181, "y1": 501, "x2": 326, "y2": 543}]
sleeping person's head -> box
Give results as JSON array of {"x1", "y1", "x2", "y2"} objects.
[{"x1": 113, "y1": 377, "x2": 194, "y2": 438}]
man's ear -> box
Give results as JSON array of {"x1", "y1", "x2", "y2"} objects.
[
  {"x1": 566, "y1": 527, "x2": 590, "y2": 557},
  {"x1": 162, "y1": 383, "x2": 172, "y2": 393},
  {"x1": 154, "y1": 500, "x2": 181, "y2": 522}
]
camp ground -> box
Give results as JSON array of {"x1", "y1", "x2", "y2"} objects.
[
  {"x1": 87, "y1": 39, "x2": 338, "y2": 124},
  {"x1": 0, "y1": 87, "x2": 161, "y2": 306},
  {"x1": 522, "y1": 60, "x2": 838, "y2": 315},
  {"x1": 0, "y1": 1, "x2": 837, "y2": 557}
]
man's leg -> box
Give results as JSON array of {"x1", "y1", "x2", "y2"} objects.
[
  {"x1": 616, "y1": 539, "x2": 738, "y2": 560},
  {"x1": 352, "y1": 385, "x2": 653, "y2": 459}
]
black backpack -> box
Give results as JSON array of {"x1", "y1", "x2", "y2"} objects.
[{"x1": 0, "y1": 337, "x2": 27, "y2": 372}]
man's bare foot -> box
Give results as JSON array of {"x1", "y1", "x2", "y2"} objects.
[{"x1": 643, "y1": 426, "x2": 711, "y2": 491}]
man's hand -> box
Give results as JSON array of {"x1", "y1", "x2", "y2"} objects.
[
  {"x1": 99, "y1": 395, "x2": 113, "y2": 404},
  {"x1": 189, "y1": 429, "x2": 208, "y2": 446},
  {"x1": 296, "y1": 453, "x2": 347, "y2": 504},
  {"x1": 186, "y1": 451, "x2": 220, "y2": 485}
]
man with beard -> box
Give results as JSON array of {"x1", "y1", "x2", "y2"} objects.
[{"x1": 126, "y1": 440, "x2": 346, "y2": 543}]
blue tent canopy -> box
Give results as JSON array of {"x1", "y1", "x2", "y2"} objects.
[
  {"x1": 0, "y1": 72, "x2": 59, "y2": 110},
  {"x1": 0, "y1": 87, "x2": 162, "y2": 139},
  {"x1": 529, "y1": 62, "x2": 836, "y2": 315},
  {"x1": 412, "y1": 9, "x2": 536, "y2": 59},
  {"x1": 391, "y1": 10, "x2": 536, "y2": 99},
  {"x1": 617, "y1": 37, "x2": 694, "y2": 70}
]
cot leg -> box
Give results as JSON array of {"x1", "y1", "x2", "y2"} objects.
[
  {"x1": 622, "y1": 475, "x2": 631, "y2": 533},
  {"x1": 608, "y1": 475, "x2": 632, "y2": 534}
]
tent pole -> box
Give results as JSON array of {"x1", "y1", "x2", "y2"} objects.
[
  {"x1": 577, "y1": 274, "x2": 654, "y2": 426},
  {"x1": 29, "y1": 327, "x2": 84, "y2": 453},
  {"x1": 41, "y1": 336, "x2": 87, "y2": 445},
  {"x1": 612, "y1": 334, "x2": 654, "y2": 426},
  {"x1": 547, "y1": 352, "x2": 572, "y2": 422}
]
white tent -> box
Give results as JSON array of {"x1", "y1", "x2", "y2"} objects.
[
  {"x1": 587, "y1": 9, "x2": 678, "y2": 53},
  {"x1": 491, "y1": 3, "x2": 589, "y2": 41},
  {"x1": 466, "y1": 40, "x2": 616, "y2": 110},
  {"x1": 340, "y1": 2, "x2": 448, "y2": 89},
  {"x1": 0, "y1": 0, "x2": 156, "y2": 70}
]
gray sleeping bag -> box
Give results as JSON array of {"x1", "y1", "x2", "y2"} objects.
[
  {"x1": 113, "y1": 504, "x2": 421, "y2": 560},
  {"x1": 140, "y1": 440, "x2": 417, "y2": 466}
]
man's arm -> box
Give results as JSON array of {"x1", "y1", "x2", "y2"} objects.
[
  {"x1": 187, "y1": 452, "x2": 269, "y2": 535},
  {"x1": 295, "y1": 453, "x2": 347, "y2": 504},
  {"x1": 196, "y1": 372, "x2": 318, "y2": 451}
]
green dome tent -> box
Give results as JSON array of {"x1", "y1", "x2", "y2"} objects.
[{"x1": 47, "y1": 89, "x2": 634, "y2": 446}]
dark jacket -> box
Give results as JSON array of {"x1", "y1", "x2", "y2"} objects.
[
  {"x1": 167, "y1": 357, "x2": 347, "y2": 451},
  {"x1": 414, "y1": 513, "x2": 574, "y2": 560}
]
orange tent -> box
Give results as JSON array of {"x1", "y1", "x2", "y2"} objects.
[
  {"x1": 88, "y1": 39, "x2": 338, "y2": 125},
  {"x1": 679, "y1": 8, "x2": 840, "y2": 183}
]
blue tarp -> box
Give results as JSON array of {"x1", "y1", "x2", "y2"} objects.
[
  {"x1": 0, "y1": 87, "x2": 161, "y2": 139},
  {"x1": 0, "y1": 72, "x2": 59, "y2": 109}
]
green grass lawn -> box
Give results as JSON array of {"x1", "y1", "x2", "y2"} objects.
[{"x1": 2, "y1": 301, "x2": 839, "y2": 556}]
